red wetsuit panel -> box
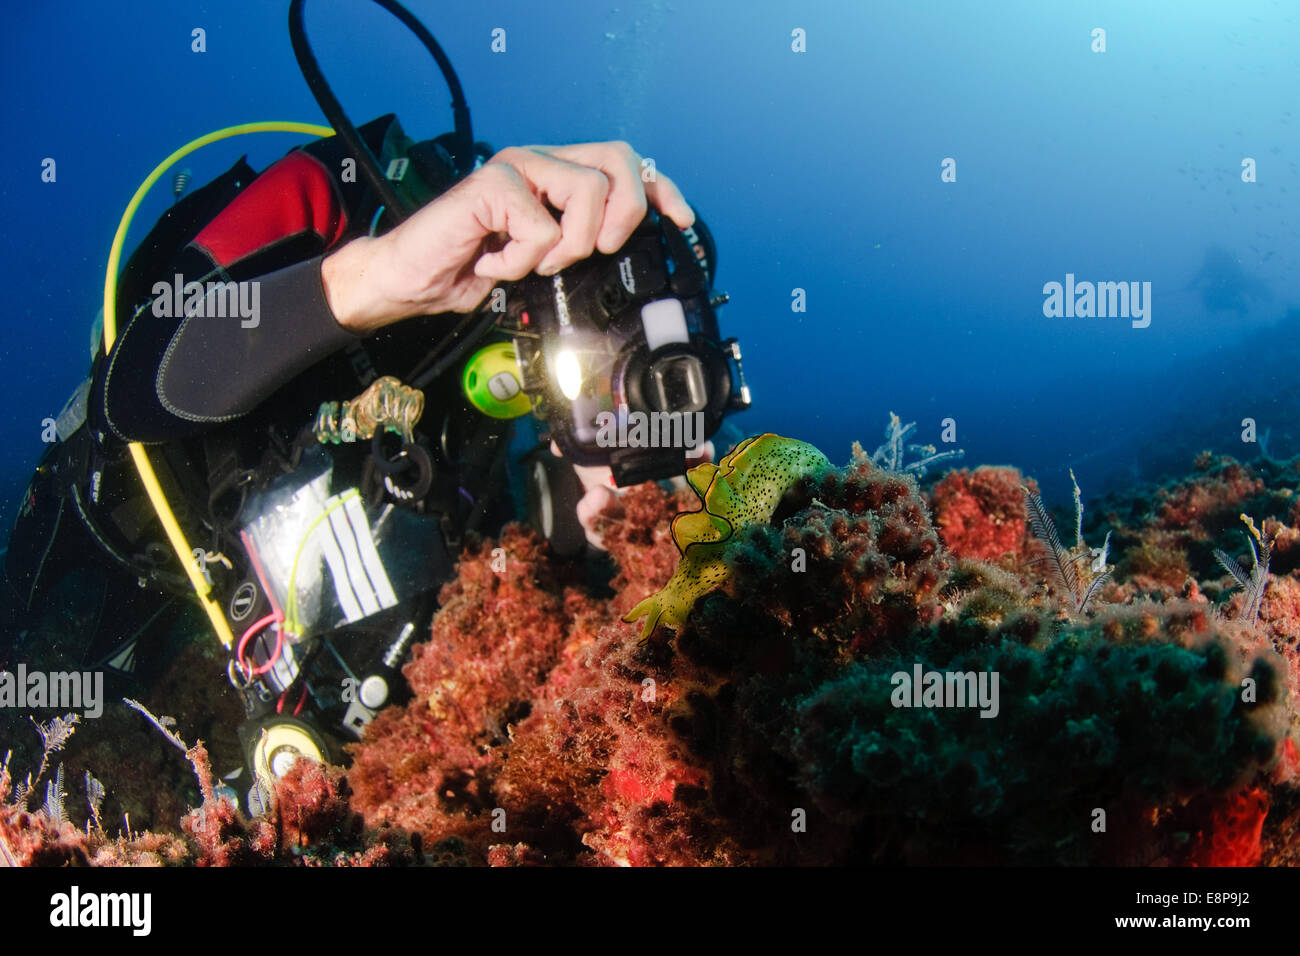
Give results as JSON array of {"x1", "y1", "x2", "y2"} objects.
[{"x1": 193, "y1": 151, "x2": 349, "y2": 267}]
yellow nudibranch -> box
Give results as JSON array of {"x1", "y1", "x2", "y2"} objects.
[{"x1": 623, "y1": 433, "x2": 831, "y2": 639}]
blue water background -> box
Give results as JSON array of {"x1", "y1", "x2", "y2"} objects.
[{"x1": 2, "y1": 0, "x2": 1297, "y2": 546}]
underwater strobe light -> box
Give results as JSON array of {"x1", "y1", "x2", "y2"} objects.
[{"x1": 502, "y1": 210, "x2": 751, "y2": 486}]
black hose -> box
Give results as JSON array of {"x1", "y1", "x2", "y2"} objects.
[
  {"x1": 288, "y1": 0, "x2": 477, "y2": 228},
  {"x1": 405, "y1": 309, "x2": 481, "y2": 383},
  {"x1": 367, "y1": 0, "x2": 474, "y2": 176},
  {"x1": 411, "y1": 308, "x2": 500, "y2": 390}
]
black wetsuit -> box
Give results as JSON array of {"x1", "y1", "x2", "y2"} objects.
[
  {"x1": 4, "y1": 115, "x2": 511, "y2": 669},
  {"x1": 97, "y1": 114, "x2": 433, "y2": 445}
]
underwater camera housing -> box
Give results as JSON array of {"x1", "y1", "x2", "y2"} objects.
[{"x1": 505, "y1": 211, "x2": 751, "y2": 487}]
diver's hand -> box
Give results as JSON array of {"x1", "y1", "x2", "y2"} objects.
[
  {"x1": 560, "y1": 440, "x2": 715, "y2": 551},
  {"x1": 321, "y1": 141, "x2": 694, "y2": 334}
]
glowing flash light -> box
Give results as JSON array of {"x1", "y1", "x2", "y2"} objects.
[{"x1": 555, "y1": 349, "x2": 583, "y2": 400}]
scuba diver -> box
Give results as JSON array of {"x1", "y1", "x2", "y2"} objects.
[{"x1": 2, "y1": 0, "x2": 749, "y2": 808}]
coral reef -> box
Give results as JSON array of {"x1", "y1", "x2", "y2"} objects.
[
  {"x1": 0, "y1": 618, "x2": 245, "y2": 835},
  {"x1": 5, "y1": 436, "x2": 1300, "y2": 867},
  {"x1": 788, "y1": 610, "x2": 1282, "y2": 864},
  {"x1": 1, "y1": 701, "x2": 418, "y2": 866},
  {"x1": 929, "y1": 466, "x2": 1032, "y2": 564},
  {"x1": 346, "y1": 441, "x2": 1298, "y2": 865},
  {"x1": 1085, "y1": 453, "x2": 1300, "y2": 714},
  {"x1": 623, "y1": 433, "x2": 831, "y2": 638},
  {"x1": 343, "y1": 524, "x2": 614, "y2": 850}
]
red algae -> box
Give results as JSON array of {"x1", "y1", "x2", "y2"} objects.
[
  {"x1": 929, "y1": 466, "x2": 1033, "y2": 564},
  {"x1": 6, "y1": 446, "x2": 1300, "y2": 867}
]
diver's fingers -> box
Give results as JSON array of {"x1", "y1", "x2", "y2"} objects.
[
  {"x1": 467, "y1": 162, "x2": 563, "y2": 281},
  {"x1": 540, "y1": 169, "x2": 609, "y2": 274},
  {"x1": 539, "y1": 142, "x2": 695, "y2": 252},
  {"x1": 640, "y1": 168, "x2": 693, "y2": 232},
  {"x1": 481, "y1": 147, "x2": 611, "y2": 276},
  {"x1": 489, "y1": 147, "x2": 611, "y2": 275},
  {"x1": 541, "y1": 142, "x2": 645, "y2": 252},
  {"x1": 576, "y1": 484, "x2": 619, "y2": 551}
]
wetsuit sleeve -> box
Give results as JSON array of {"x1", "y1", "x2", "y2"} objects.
[{"x1": 93, "y1": 151, "x2": 363, "y2": 444}]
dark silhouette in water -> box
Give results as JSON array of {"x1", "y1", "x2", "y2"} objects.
[{"x1": 1187, "y1": 245, "x2": 1271, "y2": 315}]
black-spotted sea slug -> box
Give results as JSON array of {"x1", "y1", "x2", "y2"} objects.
[{"x1": 623, "y1": 433, "x2": 831, "y2": 638}]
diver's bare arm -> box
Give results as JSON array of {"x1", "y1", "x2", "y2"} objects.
[{"x1": 320, "y1": 236, "x2": 396, "y2": 334}]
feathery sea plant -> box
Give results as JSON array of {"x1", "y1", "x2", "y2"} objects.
[
  {"x1": 1, "y1": 716, "x2": 79, "y2": 867},
  {"x1": 124, "y1": 697, "x2": 223, "y2": 807},
  {"x1": 42, "y1": 763, "x2": 67, "y2": 827},
  {"x1": 852, "y1": 412, "x2": 965, "y2": 477},
  {"x1": 11, "y1": 713, "x2": 80, "y2": 808},
  {"x1": 1214, "y1": 514, "x2": 1273, "y2": 624},
  {"x1": 85, "y1": 771, "x2": 106, "y2": 832},
  {"x1": 1022, "y1": 470, "x2": 1112, "y2": 614}
]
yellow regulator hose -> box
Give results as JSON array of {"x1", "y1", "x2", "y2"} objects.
[{"x1": 101, "y1": 122, "x2": 335, "y2": 648}]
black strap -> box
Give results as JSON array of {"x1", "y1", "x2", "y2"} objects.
[{"x1": 204, "y1": 432, "x2": 254, "y2": 536}]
